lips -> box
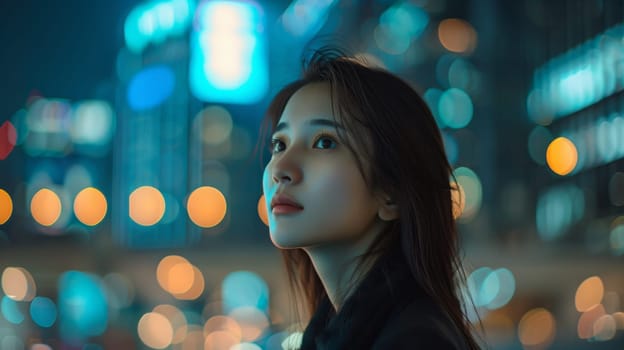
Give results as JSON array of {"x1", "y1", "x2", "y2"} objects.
[{"x1": 270, "y1": 193, "x2": 303, "y2": 211}]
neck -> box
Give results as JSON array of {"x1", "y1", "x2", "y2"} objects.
[{"x1": 303, "y1": 218, "x2": 387, "y2": 312}]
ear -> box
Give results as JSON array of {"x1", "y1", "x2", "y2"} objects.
[{"x1": 376, "y1": 194, "x2": 399, "y2": 221}]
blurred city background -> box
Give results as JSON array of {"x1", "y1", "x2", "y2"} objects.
[{"x1": 0, "y1": 0, "x2": 623, "y2": 349}]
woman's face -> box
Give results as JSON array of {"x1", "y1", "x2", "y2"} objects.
[{"x1": 262, "y1": 82, "x2": 382, "y2": 249}]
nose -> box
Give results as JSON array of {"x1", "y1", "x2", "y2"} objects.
[{"x1": 271, "y1": 152, "x2": 302, "y2": 185}]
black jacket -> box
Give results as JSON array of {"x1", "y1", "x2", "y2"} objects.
[{"x1": 299, "y1": 246, "x2": 471, "y2": 350}]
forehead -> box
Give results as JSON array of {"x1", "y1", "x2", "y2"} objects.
[{"x1": 278, "y1": 82, "x2": 337, "y2": 125}]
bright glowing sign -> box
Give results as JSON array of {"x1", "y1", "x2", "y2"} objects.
[{"x1": 189, "y1": 0, "x2": 268, "y2": 104}]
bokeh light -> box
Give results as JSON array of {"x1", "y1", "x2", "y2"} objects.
[
  {"x1": 127, "y1": 65, "x2": 176, "y2": 111},
  {"x1": 578, "y1": 304, "x2": 606, "y2": 339},
  {"x1": 0, "y1": 189, "x2": 12, "y2": 224},
  {"x1": 593, "y1": 314, "x2": 616, "y2": 341},
  {"x1": 194, "y1": 106, "x2": 233, "y2": 145},
  {"x1": 575, "y1": 276, "x2": 604, "y2": 312},
  {"x1": 610, "y1": 219, "x2": 624, "y2": 255},
  {"x1": 258, "y1": 194, "x2": 268, "y2": 226},
  {"x1": 58, "y1": 271, "x2": 109, "y2": 340},
  {"x1": 204, "y1": 330, "x2": 239, "y2": 350},
  {"x1": 129, "y1": 186, "x2": 166, "y2": 226},
  {"x1": 70, "y1": 100, "x2": 116, "y2": 148},
  {"x1": 138, "y1": 312, "x2": 173, "y2": 349},
  {"x1": 546, "y1": 137, "x2": 578, "y2": 176},
  {"x1": 453, "y1": 167, "x2": 482, "y2": 220},
  {"x1": 438, "y1": 88, "x2": 474, "y2": 129},
  {"x1": 518, "y1": 308, "x2": 556, "y2": 348},
  {"x1": 31, "y1": 188, "x2": 62, "y2": 226},
  {"x1": 0, "y1": 121, "x2": 17, "y2": 160},
  {"x1": 153, "y1": 304, "x2": 187, "y2": 344},
  {"x1": 1, "y1": 267, "x2": 36, "y2": 301},
  {"x1": 450, "y1": 182, "x2": 465, "y2": 219},
  {"x1": 1, "y1": 296, "x2": 24, "y2": 324},
  {"x1": 74, "y1": 187, "x2": 107, "y2": 226},
  {"x1": 204, "y1": 315, "x2": 243, "y2": 343},
  {"x1": 156, "y1": 255, "x2": 195, "y2": 296},
  {"x1": 222, "y1": 271, "x2": 269, "y2": 314},
  {"x1": 438, "y1": 18, "x2": 477, "y2": 54},
  {"x1": 30, "y1": 296, "x2": 57, "y2": 328},
  {"x1": 187, "y1": 186, "x2": 227, "y2": 228},
  {"x1": 229, "y1": 306, "x2": 269, "y2": 341},
  {"x1": 174, "y1": 265, "x2": 205, "y2": 300}
]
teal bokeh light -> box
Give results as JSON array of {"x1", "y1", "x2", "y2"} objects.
[
  {"x1": 439, "y1": 88, "x2": 473, "y2": 129},
  {"x1": 58, "y1": 271, "x2": 109, "y2": 341},
  {"x1": 1, "y1": 296, "x2": 24, "y2": 324},
  {"x1": 222, "y1": 270, "x2": 269, "y2": 314},
  {"x1": 30, "y1": 296, "x2": 57, "y2": 328}
]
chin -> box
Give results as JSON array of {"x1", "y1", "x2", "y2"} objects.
[{"x1": 269, "y1": 231, "x2": 307, "y2": 250}]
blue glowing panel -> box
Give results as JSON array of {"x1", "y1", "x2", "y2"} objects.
[
  {"x1": 190, "y1": 0, "x2": 268, "y2": 104},
  {"x1": 30, "y1": 296, "x2": 57, "y2": 328},
  {"x1": 58, "y1": 271, "x2": 108, "y2": 341},
  {"x1": 127, "y1": 65, "x2": 176, "y2": 111}
]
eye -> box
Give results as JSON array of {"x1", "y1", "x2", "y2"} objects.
[
  {"x1": 313, "y1": 134, "x2": 337, "y2": 150},
  {"x1": 270, "y1": 138, "x2": 285, "y2": 154}
]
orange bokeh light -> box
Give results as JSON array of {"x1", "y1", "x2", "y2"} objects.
[
  {"x1": 74, "y1": 187, "x2": 107, "y2": 226},
  {"x1": 1, "y1": 267, "x2": 36, "y2": 301},
  {"x1": 187, "y1": 186, "x2": 227, "y2": 228},
  {"x1": 438, "y1": 18, "x2": 477, "y2": 54},
  {"x1": 575, "y1": 276, "x2": 604, "y2": 312},
  {"x1": 546, "y1": 137, "x2": 578, "y2": 176},
  {"x1": 31, "y1": 188, "x2": 62, "y2": 226},
  {"x1": 0, "y1": 189, "x2": 12, "y2": 224},
  {"x1": 518, "y1": 308, "x2": 556, "y2": 347},
  {"x1": 129, "y1": 186, "x2": 165, "y2": 226},
  {"x1": 258, "y1": 195, "x2": 268, "y2": 226}
]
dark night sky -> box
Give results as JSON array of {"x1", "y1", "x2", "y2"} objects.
[{"x1": 0, "y1": 0, "x2": 142, "y2": 120}]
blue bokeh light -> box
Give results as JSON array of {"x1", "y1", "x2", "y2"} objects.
[
  {"x1": 30, "y1": 296, "x2": 57, "y2": 328},
  {"x1": 127, "y1": 65, "x2": 176, "y2": 111}
]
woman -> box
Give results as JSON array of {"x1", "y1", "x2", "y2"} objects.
[{"x1": 260, "y1": 48, "x2": 482, "y2": 349}]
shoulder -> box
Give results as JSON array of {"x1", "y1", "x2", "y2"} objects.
[{"x1": 371, "y1": 299, "x2": 470, "y2": 350}]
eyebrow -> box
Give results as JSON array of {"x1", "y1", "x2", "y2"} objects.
[{"x1": 274, "y1": 118, "x2": 345, "y2": 133}]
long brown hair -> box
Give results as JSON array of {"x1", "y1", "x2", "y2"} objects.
[{"x1": 259, "y1": 48, "x2": 481, "y2": 349}]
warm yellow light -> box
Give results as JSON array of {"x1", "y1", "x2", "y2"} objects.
[
  {"x1": 575, "y1": 276, "x2": 604, "y2": 312},
  {"x1": 0, "y1": 189, "x2": 12, "y2": 224},
  {"x1": 450, "y1": 182, "x2": 465, "y2": 219},
  {"x1": 156, "y1": 255, "x2": 198, "y2": 296},
  {"x1": 129, "y1": 186, "x2": 165, "y2": 226},
  {"x1": 74, "y1": 187, "x2": 107, "y2": 226},
  {"x1": 1, "y1": 267, "x2": 36, "y2": 301},
  {"x1": 546, "y1": 137, "x2": 578, "y2": 176},
  {"x1": 174, "y1": 266, "x2": 205, "y2": 300},
  {"x1": 518, "y1": 308, "x2": 556, "y2": 347},
  {"x1": 203, "y1": 315, "x2": 242, "y2": 341},
  {"x1": 438, "y1": 19, "x2": 477, "y2": 54},
  {"x1": 187, "y1": 186, "x2": 227, "y2": 228},
  {"x1": 258, "y1": 194, "x2": 268, "y2": 226},
  {"x1": 31, "y1": 188, "x2": 62, "y2": 226},
  {"x1": 153, "y1": 304, "x2": 187, "y2": 344},
  {"x1": 137, "y1": 312, "x2": 173, "y2": 349},
  {"x1": 578, "y1": 304, "x2": 606, "y2": 339},
  {"x1": 204, "y1": 330, "x2": 239, "y2": 350}
]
